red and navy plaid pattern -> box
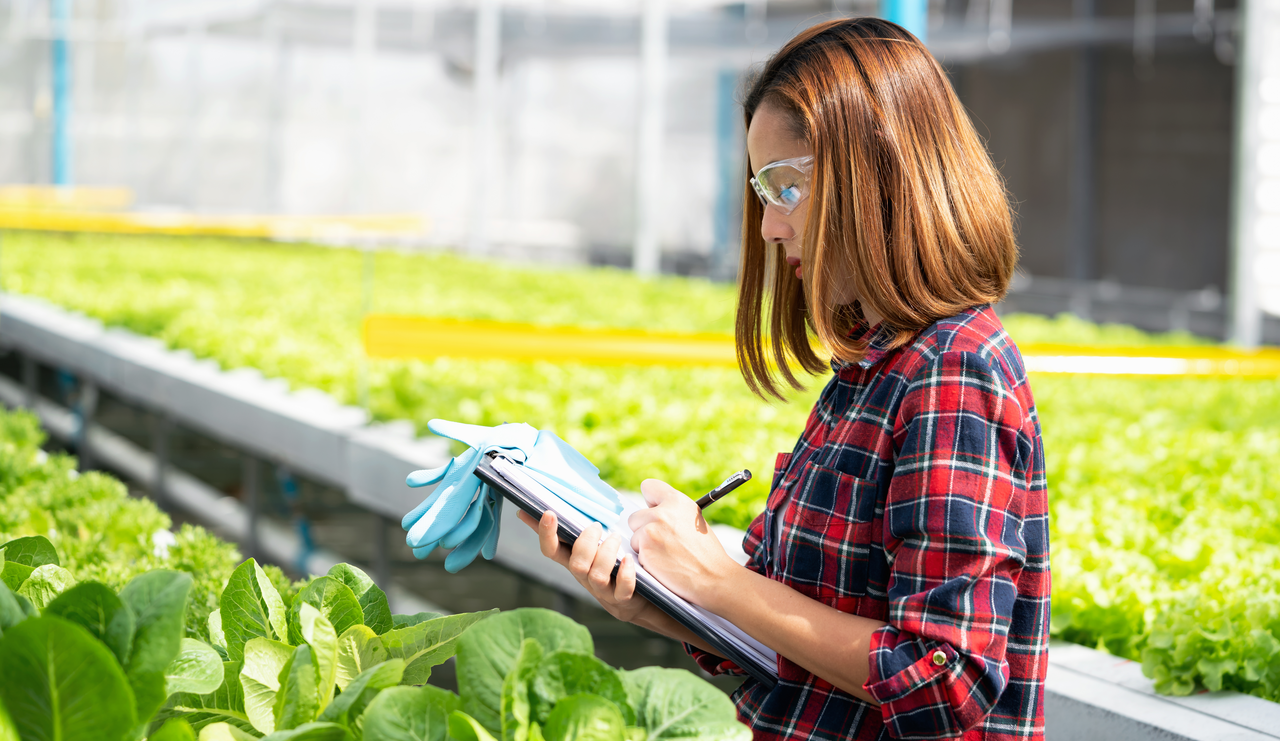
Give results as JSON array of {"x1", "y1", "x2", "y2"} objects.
[{"x1": 688, "y1": 305, "x2": 1050, "y2": 741}]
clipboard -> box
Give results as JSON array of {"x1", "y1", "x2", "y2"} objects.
[{"x1": 474, "y1": 450, "x2": 779, "y2": 689}]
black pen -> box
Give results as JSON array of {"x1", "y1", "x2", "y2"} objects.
[{"x1": 696, "y1": 470, "x2": 752, "y2": 509}]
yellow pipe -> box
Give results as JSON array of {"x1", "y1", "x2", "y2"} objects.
[
  {"x1": 364, "y1": 315, "x2": 738, "y2": 367},
  {"x1": 0, "y1": 186, "x2": 134, "y2": 212},
  {"x1": 363, "y1": 315, "x2": 1280, "y2": 376},
  {"x1": 0, "y1": 211, "x2": 427, "y2": 238}
]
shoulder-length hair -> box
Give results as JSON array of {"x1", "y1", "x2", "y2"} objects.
[{"x1": 736, "y1": 17, "x2": 1018, "y2": 400}]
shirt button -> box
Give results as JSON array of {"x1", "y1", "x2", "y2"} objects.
[{"x1": 931, "y1": 650, "x2": 947, "y2": 666}]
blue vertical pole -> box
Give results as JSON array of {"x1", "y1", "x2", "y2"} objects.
[
  {"x1": 51, "y1": 0, "x2": 73, "y2": 186},
  {"x1": 880, "y1": 0, "x2": 928, "y2": 42},
  {"x1": 711, "y1": 68, "x2": 741, "y2": 280}
]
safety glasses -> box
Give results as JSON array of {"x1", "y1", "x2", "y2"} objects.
[{"x1": 749, "y1": 155, "x2": 814, "y2": 215}]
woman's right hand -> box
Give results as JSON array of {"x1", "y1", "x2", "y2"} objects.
[{"x1": 517, "y1": 510, "x2": 653, "y2": 624}]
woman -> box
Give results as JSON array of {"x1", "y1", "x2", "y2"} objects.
[{"x1": 518, "y1": 17, "x2": 1049, "y2": 741}]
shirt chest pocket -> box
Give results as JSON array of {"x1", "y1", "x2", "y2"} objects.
[{"x1": 779, "y1": 460, "x2": 883, "y2": 604}]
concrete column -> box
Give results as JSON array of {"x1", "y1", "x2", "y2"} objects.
[
  {"x1": 75, "y1": 380, "x2": 98, "y2": 471},
  {"x1": 263, "y1": 3, "x2": 289, "y2": 213},
  {"x1": 987, "y1": 0, "x2": 1012, "y2": 53},
  {"x1": 1228, "y1": 0, "x2": 1280, "y2": 348},
  {"x1": 243, "y1": 456, "x2": 261, "y2": 560},
  {"x1": 152, "y1": 413, "x2": 172, "y2": 508},
  {"x1": 468, "y1": 0, "x2": 501, "y2": 257},
  {"x1": 184, "y1": 22, "x2": 205, "y2": 210},
  {"x1": 1067, "y1": 0, "x2": 1098, "y2": 302},
  {"x1": 374, "y1": 515, "x2": 394, "y2": 611},
  {"x1": 633, "y1": 0, "x2": 668, "y2": 277},
  {"x1": 22, "y1": 354, "x2": 38, "y2": 409},
  {"x1": 712, "y1": 68, "x2": 742, "y2": 281},
  {"x1": 349, "y1": 0, "x2": 376, "y2": 214}
]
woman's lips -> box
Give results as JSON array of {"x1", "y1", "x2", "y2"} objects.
[{"x1": 785, "y1": 256, "x2": 802, "y2": 278}]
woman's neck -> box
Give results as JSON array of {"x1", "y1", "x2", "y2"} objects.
[{"x1": 862, "y1": 305, "x2": 885, "y2": 330}]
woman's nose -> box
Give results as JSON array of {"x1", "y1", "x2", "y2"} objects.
[{"x1": 760, "y1": 204, "x2": 794, "y2": 244}]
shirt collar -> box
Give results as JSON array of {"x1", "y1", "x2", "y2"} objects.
[{"x1": 830, "y1": 318, "x2": 895, "y2": 372}]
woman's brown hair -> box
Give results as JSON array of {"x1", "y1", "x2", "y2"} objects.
[{"x1": 736, "y1": 17, "x2": 1018, "y2": 400}]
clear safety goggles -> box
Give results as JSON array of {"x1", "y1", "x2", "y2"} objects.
[{"x1": 749, "y1": 155, "x2": 814, "y2": 215}]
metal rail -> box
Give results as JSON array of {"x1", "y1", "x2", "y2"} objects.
[{"x1": 0, "y1": 370, "x2": 445, "y2": 616}]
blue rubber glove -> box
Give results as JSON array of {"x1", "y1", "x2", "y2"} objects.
[
  {"x1": 403, "y1": 421, "x2": 537, "y2": 572},
  {"x1": 402, "y1": 420, "x2": 625, "y2": 573}
]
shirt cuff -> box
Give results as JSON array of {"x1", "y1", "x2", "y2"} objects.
[
  {"x1": 684, "y1": 642, "x2": 749, "y2": 676},
  {"x1": 864, "y1": 626, "x2": 961, "y2": 716}
]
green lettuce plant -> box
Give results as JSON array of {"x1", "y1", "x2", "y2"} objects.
[
  {"x1": 0, "y1": 534, "x2": 207, "y2": 741},
  {"x1": 0, "y1": 531, "x2": 750, "y2": 741},
  {"x1": 6, "y1": 233, "x2": 1280, "y2": 703},
  {"x1": 0, "y1": 408, "x2": 240, "y2": 640}
]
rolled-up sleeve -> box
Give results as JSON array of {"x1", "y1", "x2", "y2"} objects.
[
  {"x1": 684, "y1": 644, "x2": 749, "y2": 676},
  {"x1": 864, "y1": 350, "x2": 1032, "y2": 739}
]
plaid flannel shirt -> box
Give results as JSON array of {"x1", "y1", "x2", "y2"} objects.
[{"x1": 687, "y1": 305, "x2": 1050, "y2": 741}]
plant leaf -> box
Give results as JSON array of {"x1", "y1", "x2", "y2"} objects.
[
  {"x1": 383, "y1": 610, "x2": 498, "y2": 687},
  {"x1": 210, "y1": 609, "x2": 229, "y2": 655},
  {"x1": 501, "y1": 639, "x2": 543, "y2": 741},
  {"x1": 161, "y1": 661, "x2": 253, "y2": 733},
  {"x1": 327, "y1": 564, "x2": 393, "y2": 635},
  {"x1": 121, "y1": 569, "x2": 194, "y2": 723},
  {"x1": 1196, "y1": 657, "x2": 1238, "y2": 692},
  {"x1": 457, "y1": 609, "x2": 591, "y2": 734},
  {"x1": 259, "y1": 721, "x2": 352, "y2": 741},
  {"x1": 335, "y1": 625, "x2": 389, "y2": 690},
  {"x1": 297, "y1": 603, "x2": 340, "y2": 711},
  {"x1": 449, "y1": 711, "x2": 500, "y2": 741},
  {"x1": 16, "y1": 563, "x2": 76, "y2": 609},
  {"x1": 531, "y1": 652, "x2": 634, "y2": 726},
  {"x1": 168, "y1": 638, "x2": 228, "y2": 696},
  {"x1": 44, "y1": 581, "x2": 137, "y2": 667},
  {"x1": 151, "y1": 718, "x2": 199, "y2": 741},
  {"x1": 0, "y1": 616, "x2": 138, "y2": 741},
  {"x1": 619, "y1": 668, "x2": 749, "y2": 741},
  {"x1": 0, "y1": 535, "x2": 60, "y2": 567},
  {"x1": 391, "y1": 613, "x2": 443, "y2": 630},
  {"x1": 0, "y1": 696, "x2": 19, "y2": 741},
  {"x1": 0, "y1": 580, "x2": 28, "y2": 635},
  {"x1": 198, "y1": 721, "x2": 261, "y2": 741},
  {"x1": 241, "y1": 637, "x2": 295, "y2": 734},
  {"x1": 0, "y1": 537, "x2": 59, "y2": 594},
  {"x1": 541, "y1": 694, "x2": 626, "y2": 741},
  {"x1": 222, "y1": 559, "x2": 289, "y2": 661},
  {"x1": 317, "y1": 658, "x2": 405, "y2": 727},
  {"x1": 273, "y1": 644, "x2": 322, "y2": 731},
  {"x1": 361, "y1": 685, "x2": 460, "y2": 741},
  {"x1": 288, "y1": 577, "x2": 363, "y2": 646},
  {"x1": 0, "y1": 562, "x2": 33, "y2": 594}
]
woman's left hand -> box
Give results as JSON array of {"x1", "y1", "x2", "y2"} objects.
[{"x1": 626, "y1": 479, "x2": 740, "y2": 609}]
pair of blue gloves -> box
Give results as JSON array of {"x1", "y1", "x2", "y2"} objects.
[{"x1": 401, "y1": 420, "x2": 625, "y2": 573}]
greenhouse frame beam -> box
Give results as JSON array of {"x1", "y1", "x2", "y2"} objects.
[{"x1": 128, "y1": 2, "x2": 1234, "y2": 65}]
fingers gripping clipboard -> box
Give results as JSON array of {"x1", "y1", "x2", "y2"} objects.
[{"x1": 474, "y1": 451, "x2": 779, "y2": 689}]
